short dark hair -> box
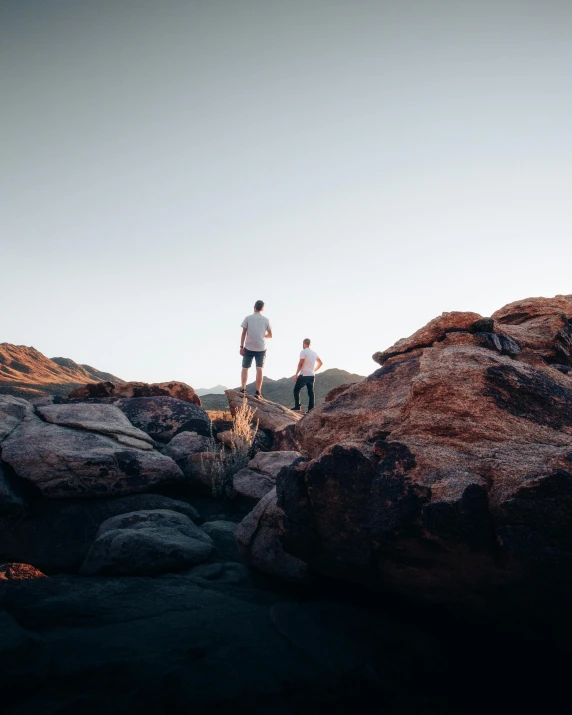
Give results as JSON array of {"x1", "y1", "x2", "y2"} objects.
[
  {"x1": 254, "y1": 300, "x2": 264, "y2": 311},
  {"x1": 303, "y1": 338, "x2": 311, "y2": 346}
]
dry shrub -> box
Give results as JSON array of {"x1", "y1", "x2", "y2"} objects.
[{"x1": 206, "y1": 399, "x2": 259, "y2": 499}]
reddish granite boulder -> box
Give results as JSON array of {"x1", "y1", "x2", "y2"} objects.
[
  {"x1": 69, "y1": 380, "x2": 202, "y2": 406},
  {"x1": 277, "y1": 295, "x2": 572, "y2": 605},
  {"x1": 0, "y1": 563, "x2": 46, "y2": 582}
]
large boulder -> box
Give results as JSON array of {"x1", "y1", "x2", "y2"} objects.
[
  {"x1": 115, "y1": 396, "x2": 211, "y2": 443},
  {"x1": 80, "y1": 509, "x2": 213, "y2": 576},
  {"x1": 277, "y1": 295, "x2": 572, "y2": 605},
  {"x1": 235, "y1": 488, "x2": 309, "y2": 583},
  {"x1": 69, "y1": 380, "x2": 202, "y2": 405},
  {"x1": 225, "y1": 391, "x2": 302, "y2": 433},
  {"x1": 1, "y1": 415, "x2": 183, "y2": 498},
  {"x1": 37, "y1": 402, "x2": 155, "y2": 450},
  {"x1": 0, "y1": 493, "x2": 200, "y2": 572}
]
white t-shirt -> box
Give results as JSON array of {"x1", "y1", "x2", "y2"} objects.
[
  {"x1": 241, "y1": 312, "x2": 271, "y2": 352},
  {"x1": 299, "y1": 347, "x2": 320, "y2": 376}
]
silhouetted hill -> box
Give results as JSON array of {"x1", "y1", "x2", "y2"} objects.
[
  {"x1": 195, "y1": 384, "x2": 228, "y2": 396},
  {"x1": 200, "y1": 368, "x2": 365, "y2": 410},
  {"x1": 0, "y1": 343, "x2": 124, "y2": 399}
]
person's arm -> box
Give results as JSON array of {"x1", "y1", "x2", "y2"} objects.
[
  {"x1": 292, "y1": 358, "x2": 305, "y2": 381},
  {"x1": 239, "y1": 327, "x2": 247, "y2": 355},
  {"x1": 315, "y1": 357, "x2": 323, "y2": 372},
  {"x1": 265, "y1": 329, "x2": 273, "y2": 338}
]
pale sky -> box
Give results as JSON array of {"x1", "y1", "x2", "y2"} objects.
[{"x1": 1, "y1": 0, "x2": 571, "y2": 389}]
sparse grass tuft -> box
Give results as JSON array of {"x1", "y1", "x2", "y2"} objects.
[{"x1": 204, "y1": 399, "x2": 259, "y2": 499}]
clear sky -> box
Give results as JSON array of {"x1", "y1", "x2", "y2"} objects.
[{"x1": 1, "y1": 0, "x2": 571, "y2": 389}]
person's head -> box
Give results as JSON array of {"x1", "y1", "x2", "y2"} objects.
[
  {"x1": 303, "y1": 338, "x2": 311, "y2": 348},
  {"x1": 254, "y1": 300, "x2": 264, "y2": 312}
]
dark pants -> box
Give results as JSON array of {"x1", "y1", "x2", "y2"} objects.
[{"x1": 294, "y1": 375, "x2": 315, "y2": 411}]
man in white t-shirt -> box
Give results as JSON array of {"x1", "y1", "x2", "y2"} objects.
[
  {"x1": 291, "y1": 338, "x2": 323, "y2": 412},
  {"x1": 239, "y1": 300, "x2": 272, "y2": 399}
]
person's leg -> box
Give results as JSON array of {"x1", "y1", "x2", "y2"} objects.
[
  {"x1": 293, "y1": 376, "x2": 303, "y2": 409},
  {"x1": 241, "y1": 350, "x2": 254, "y2": 392},
  {"x1": 254, "y1": 351, "x2": 266, "y2": 396},
  {"x1": 306, "y1": 376, "x2": 315, "y2": 411}
]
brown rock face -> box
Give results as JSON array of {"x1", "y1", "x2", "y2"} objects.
[
  {"x1": 225, "y1": 391, "x2": 302, "y2": 434},
  {"x1": 277, "y1": 295, "x2": 572, "y2": 605},
  {"x1": 69, "y1": 381, "x2": 202, "y2": 406}
]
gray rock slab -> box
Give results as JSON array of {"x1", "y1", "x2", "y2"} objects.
[
  {"x1": 248, "y1": 450, "x2": 303, "y2": 478},
  {"x1": 80, "y1": 509, "x2": 214, "y2": 576},
  {"x1": 1, "y1": 416, "x2": 183, "y2": 498},
  {"x1": 233, "y1": 467, "x2": 275, "y2": 501},
  {"x1": 37, "y1": 402, "x2": 155, "y2": 447},
  {"x1": 201, "y1": 520, "x2": 240, "y2": 561},
  {"x1": 0, "y1": 395, "x2": 35, "y2": 443},
  {"x1": 163, "y1": 431, "x2": 212, "y2": 459}
]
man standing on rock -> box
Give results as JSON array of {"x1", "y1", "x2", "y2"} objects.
[
  {"x1": 239, "y1": 300, "x2": 272, "y2": 399},
  {"x1": 291, "y1": 338, "x2": 323, "y2": 413}
]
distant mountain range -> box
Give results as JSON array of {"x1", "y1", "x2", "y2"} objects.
[
  {"x1": 0, "y1": 343, "x2": 365, "y2": 408},
  {"x1": 195, "y1": 384, "x2": 228, "y2": 396},
  {"x1": 199, "y1": 368, "x2": 366, "y2": 410},
  {"x1": 0, "y1": 343, "x2": 124, "y2": 399}
]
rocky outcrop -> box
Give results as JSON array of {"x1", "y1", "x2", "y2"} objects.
[
  {"x1": 69, "y1": 380, "x2": 201, "y2": 405},
  {"x1": 0, "y1": 395, "x2": 34, "y2": 442},
  {"x1": 37, "y1": 403, "x2": 155, "y2": 450},
  {"x1": 115, "y1": 396, "x2": 210, "y2": 443},
  {"x1": 233, "y1": 452, "x2": 303, "y2": 502},
  {"x1": 276, "y1": 295, "x2": 572, "y2": 605},
  {"x1": 0, "y1": 493, "x2": 200, "y2": 572},
  {"x1": 225, "y1": 390, "x2": 302, "y2": 433},
  {"x1": 2, "y1": 415, "x2": 183, "y2": 498},
  {"x1": 0, "y1": 460, "x2": 27, "y2": 514},
  {"x1": 235, "y1": 488, "x2": 309, "y2": 583},
  {"x1": 80, "y1": 509, "x2": 213, "y2": 576}
]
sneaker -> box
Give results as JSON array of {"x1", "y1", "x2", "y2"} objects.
[
  {"x1": 238, "y1": 388, "x2": 246, "y2": 396},
  {"x1": 290, "y1": 406, "x2": 301, "y2": 412},
  {"x1": 255, "y1": 391, "x2": 264, "y2": 400}
]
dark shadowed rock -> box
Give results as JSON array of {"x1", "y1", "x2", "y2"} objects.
[
  {"x1": 201, "y1": 520, "x2": 239, "y2": 561},
  {"x1": 233, "y1": 452, "x2": 303, "y2": 502},
  {"x1": 0, "y1": 493, "x2": 200, "y2": 572},
  {"x1": 80, "y1": 509, "x2": 213, "y2": 576},
  {"x1": 235, "y1": 488, "x2": 309, "y2": 583},
  {"x1": 116, "y1": 396, "x2": 211, "y2": 443},
  {"x1": 248, "y1": 451, "x2": 303, "y2": 478},
  {"x1": 1, "y1": 416, "x2": 183, "y2": 498},
  {"x1": 37, "y1": 402, "x2": 155, "y2": 450},
  {"x1": 0, "y1": 459, "x2": 27, "y2": 514}
]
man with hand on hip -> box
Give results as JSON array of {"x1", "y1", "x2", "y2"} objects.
[
  {"x1": 291, "y1": 338, "x2": 323, "y2": 413},
  {"x1": 239, "y1": 300, "x2": 272, "y2": 399}
]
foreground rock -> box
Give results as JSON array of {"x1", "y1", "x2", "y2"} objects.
[
  {"x1": 235, "y1": 488, "x2": 309, "y2": 583},
  {"x1": 2, "y1": 415, "x2": 183, "y2": 498},
  {"x1": 80, "y1": 509, "x2": 213, "y2": 576},
  {"x1": 0, "y1": 395, "x2": 35, "y2": 442},
  {"x1": 0, "y1": 460, "x2": 27, "y2": 514},
  {"x1": 225, "y1": 390, "x2": 302, "y2": 435},
  {"x1": 277, "y1": 295, "x2": 572, "y2": 605},
  {"x1": 0, "y1": 493, "x2": 200, "y2": 572},
  {"x1": 116, "y1": 396, "x2": 211, "y2": 443},
  {"x1": 69, "y1": 380, "x2": 202, "y2": 405},
  {"x1": 233, "y1": 451, "x2": 302, "y2": 502},
  {"x1": 37, "y1": 402, "x2": 155, "y2": 450}
]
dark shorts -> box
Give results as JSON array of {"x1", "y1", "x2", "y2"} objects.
[{"x1": 242, "y1": 349, "x2": 266, "y2": 368}]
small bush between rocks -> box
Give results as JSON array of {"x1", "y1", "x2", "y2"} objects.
[{"x1": 205, "y1": 399, "x2": 258, "y2": 499}]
